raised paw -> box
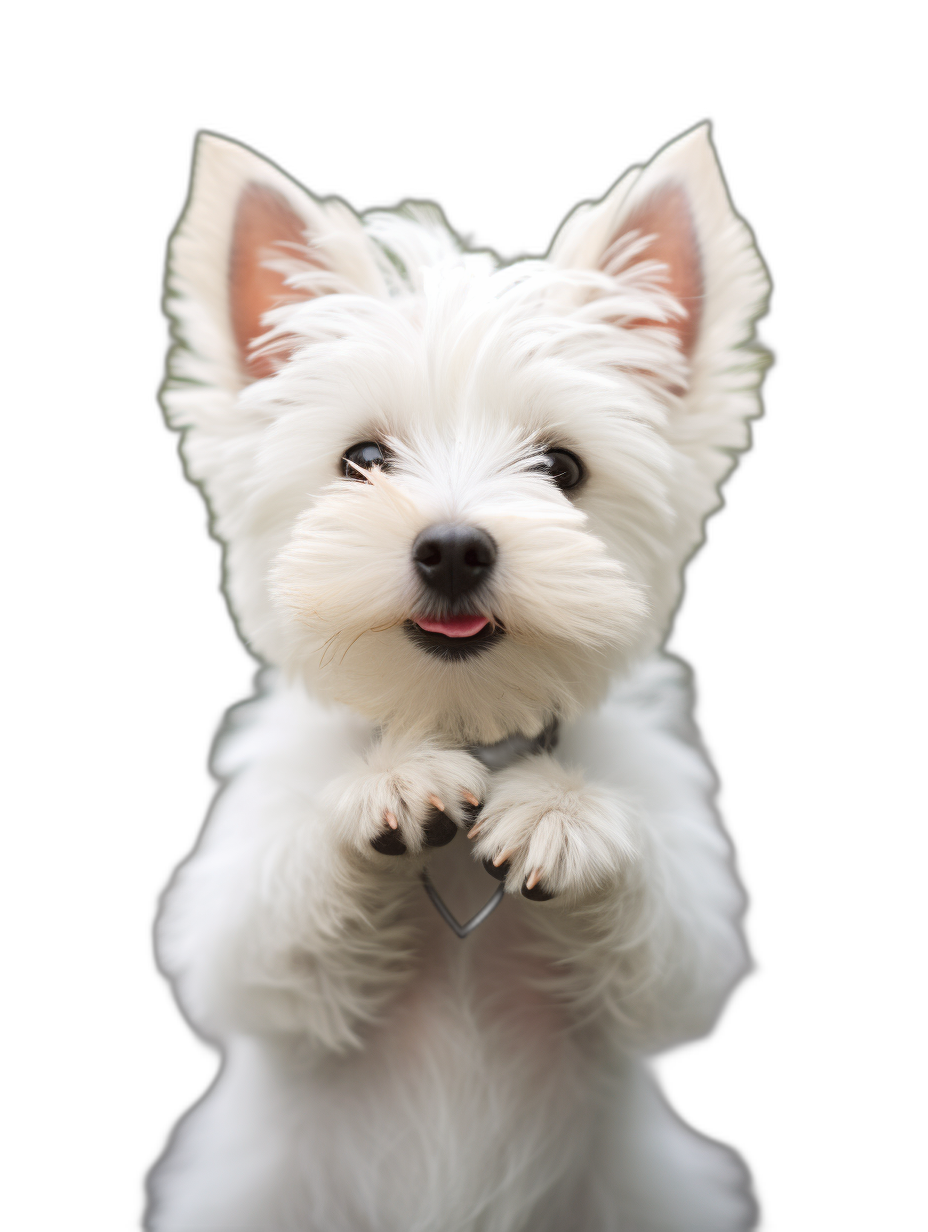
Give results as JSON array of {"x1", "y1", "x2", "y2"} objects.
[
  {"x1": 326, "y1": 741, "x2": 489, "y2": 859},
  {"x1": 470, "y1": 757, "x2": 637, "y2": 901},
  {"x1": 371, "y1": 788, "x2": 476, "y2": 854}
]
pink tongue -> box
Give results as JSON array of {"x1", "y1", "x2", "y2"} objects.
[{"x1": 416, "y1": 615, "x2": 489, "y2": 638}]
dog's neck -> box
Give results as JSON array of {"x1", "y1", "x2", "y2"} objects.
[{"x1": 469, "y1": 720, "x2": 559, "y2": 772}]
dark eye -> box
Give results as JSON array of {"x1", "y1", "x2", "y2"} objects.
[
  {"x1": 342, "y1": 441, "x2": 388, "y2": 480},
  {"x1": 533, "y1": 449, "x2": 583, "y2": 491}
]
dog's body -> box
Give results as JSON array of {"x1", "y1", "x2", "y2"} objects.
[{"x1": 147, "y1": 126, "x2": 769, "y2": 1232}]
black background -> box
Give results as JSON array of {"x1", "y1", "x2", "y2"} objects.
[{"x1": 45, "y1": 38, "x2": 882, "y2": 1232}]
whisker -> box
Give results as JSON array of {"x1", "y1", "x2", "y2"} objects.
[
  {"x1": 318, "y1": 630, "x2": 345, "y2": 670},
  {"x1": 338, "y1": 628, "x2": 369, "y2": 665},
  {"x1": 368, "y1": 618, "x2": 405, "y2": 633},
  {"x1": 315, "y1": 629, "x2": 341, "y2": 664}
]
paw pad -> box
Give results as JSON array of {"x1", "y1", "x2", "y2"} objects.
[
  {"x1": 370, "y1": 830, "x2": 408, "y2": 857},
  {"x1": 423, "y1": 809, "x2": 457, "y2": 848},
  {"x1": 520, "y1": 878, "x2": 555, "y2": 901},
  {"x1": 482, "y1": 856, "x2": 510, "y2": 882}
]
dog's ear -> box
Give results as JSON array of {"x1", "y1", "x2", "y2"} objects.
[
  {"x1": 550, "y1": 122, "x2": 768, "y2": 375},
  {"x1": 167, "y1": 133, "x2": 384, "y2": 386},
  {"x1": 226, "y1": 181, "x2": 316, "y2": 380}
]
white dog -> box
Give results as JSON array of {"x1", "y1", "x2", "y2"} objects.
[{"x1": 146, "y1": 124, "x2": 770, "y2": 1232}]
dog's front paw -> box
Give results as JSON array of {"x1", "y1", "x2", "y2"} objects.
[
  {"x1": 327, "y1": 740, "x2": 489, "y2": 859},
  {"x1": 470, "y1": 757, "x2": 637, "y2": 901}
]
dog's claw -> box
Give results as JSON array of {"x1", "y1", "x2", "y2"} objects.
[
  {"x1": 428, "y1": 794, "x2": 446, "y2": 812},
  {"x1": 384, "y1": 809, "x2": 399, "y2": 831},
  {"x1": 461, "y1": 791, "x2": 481, "y2": 808},
  {"x1": 463, "y1": 798, "x2": 485, "y2": 837}
]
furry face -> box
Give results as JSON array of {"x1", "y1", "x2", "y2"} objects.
[{"x1": 164, "y1": 125, "x2": 768, "y2": 745}]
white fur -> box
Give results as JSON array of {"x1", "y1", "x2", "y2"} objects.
[{"x1": 148, "y1": 124, "x2": 769, "y2": 1230}]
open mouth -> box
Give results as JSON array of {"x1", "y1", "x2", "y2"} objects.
[{"x1": 404, "y1": 614, "x2": 504, "y2": 661}]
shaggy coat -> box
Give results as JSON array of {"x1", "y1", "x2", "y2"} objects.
[{"x1": 147, "y1": 124, "x2": 770, "y2": 1232}]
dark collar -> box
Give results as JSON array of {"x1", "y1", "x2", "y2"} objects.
[{"x1": 469, "y1": 719, "x2": 559, "y2": 771}]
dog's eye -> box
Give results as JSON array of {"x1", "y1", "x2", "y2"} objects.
[
  {"x1": 533, "y1": 449, "x2": 583, "y2": 491},
  {"x1": 342, "y1": 441, "x2": 388, "y2": 480}
]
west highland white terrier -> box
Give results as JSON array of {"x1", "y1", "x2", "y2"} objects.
[{"x1": 146, "y1": 123, "x2": 770, "y2": 1232}]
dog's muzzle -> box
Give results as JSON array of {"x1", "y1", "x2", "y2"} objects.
[
  {"x1": 412, "y1": 524, "x2": 496, "y2": 600},
  {"x1": 407, "y1": 523, "x2": 501, "y2": 661}
]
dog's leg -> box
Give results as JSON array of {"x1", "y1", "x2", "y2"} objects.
[
  {"x1": 324, "y1": 729, "x2": 488, "y2": 859},
  {"x1": 156, "y1": 692, "x2": 488, "y2": 1050},
  {"x1": 468, "y1": 659, "x2": 754, "y2": 1230},
  {"x1": 470, "y1": 659, "x2": 749, "y2": 1052},
  {"x1": 469, "y1": 752, "x2": 638, "y2": 900}
]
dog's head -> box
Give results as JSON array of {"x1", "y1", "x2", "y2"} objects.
[{"x1": 163, "y1": 126, "x2": 768, "y2": 744}]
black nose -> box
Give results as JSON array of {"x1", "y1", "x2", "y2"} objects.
[{"x1": 412, "y1": 524, "x2": 497, "y2": 599}]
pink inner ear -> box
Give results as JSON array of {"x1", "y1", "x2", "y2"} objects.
[
  {"x1": 611, "y1": 182, "x2": 703, "y2": 357},
  {"x1": 229, "y1": 183, "x2": 314, "y2": 380}
]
